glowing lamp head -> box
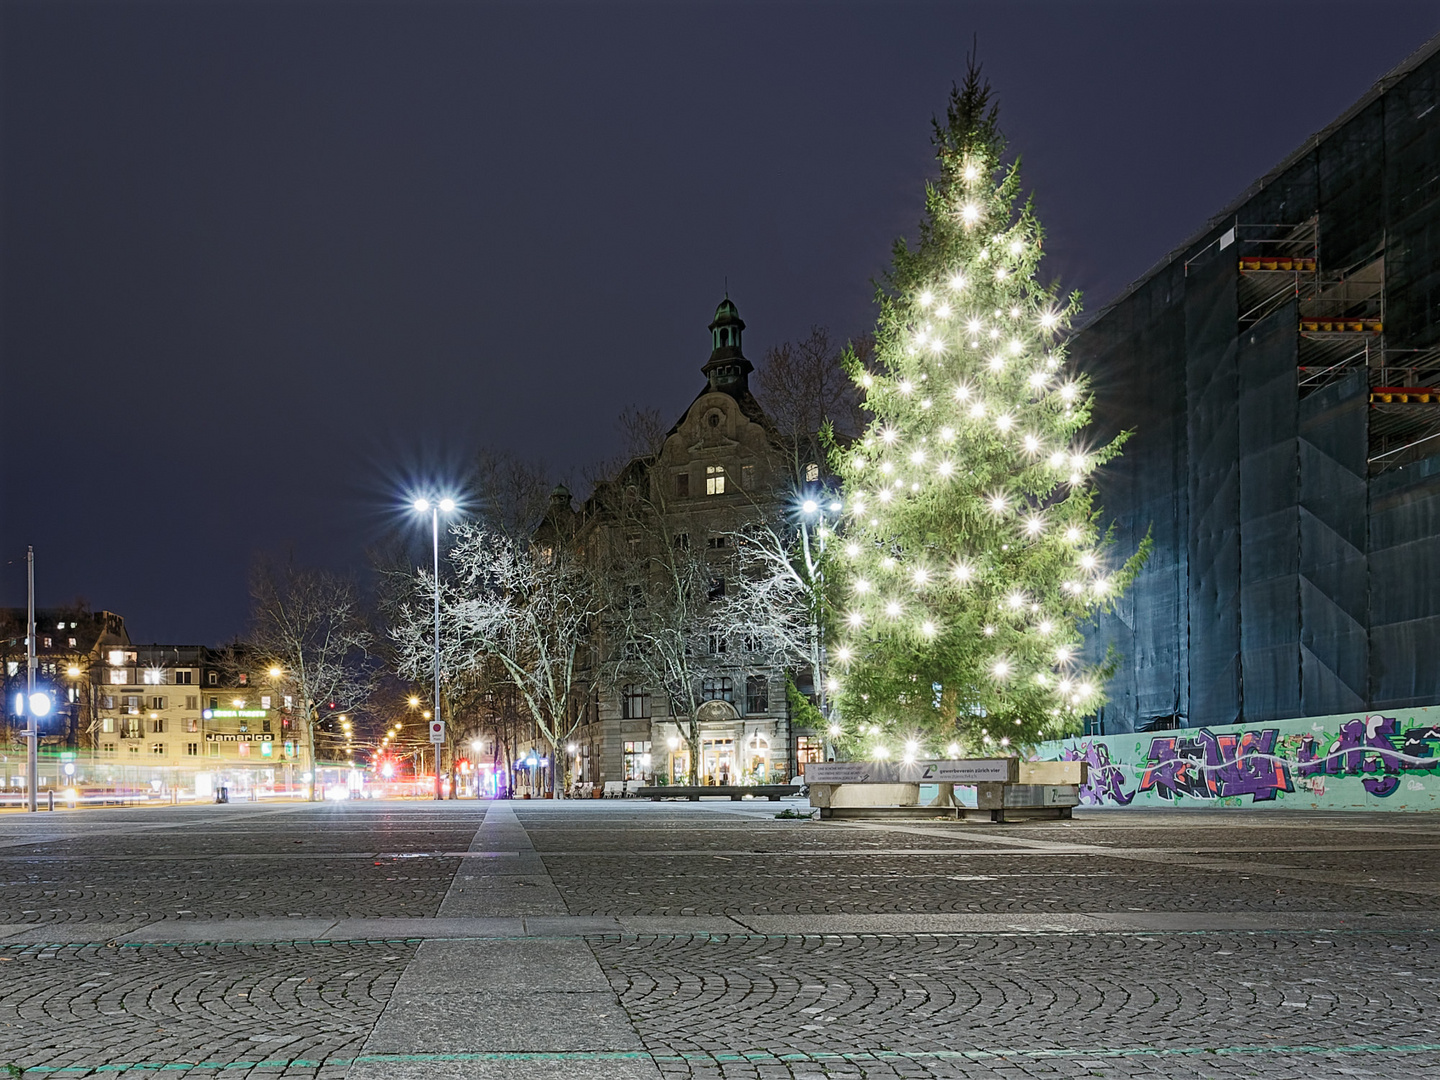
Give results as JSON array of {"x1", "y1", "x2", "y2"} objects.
[
  {"x1": 438, "y1": 498, "x2": 456, "y2": 513},
  {"x1": 268, "y1": 666, "x2": 282, "y2": 679},
  {"x1": 801, "y1": 499, "x2": 819, "y2": 515},
  {"x1": 66, "y1": 665, "x2": 81, "y2": 678},
  {"x1": 412, "y1": 498, "x2": 431, "y2": 512},
  {"x1": 28, "y1": 691, "x2": 52, "y2": 718}
]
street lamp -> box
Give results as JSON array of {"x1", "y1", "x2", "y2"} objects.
[
  {"x1": 799, "y1": 497, "x2": 841, "y2": 760},
  {"x1": 412, "y1": 495, "x2": 458, "y2": 800}
]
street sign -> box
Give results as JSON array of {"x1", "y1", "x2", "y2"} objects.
[{"x1": 429, "y1": 719, "x2": 445, "y2": 744}]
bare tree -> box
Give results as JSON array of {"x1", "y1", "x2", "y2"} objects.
[
  {"x1": 754, "y1": 326, "x2": 871, "y2": 484},
  {"x1": 467, "y1": 449, "x2": 557, "y2": 542},
  {"x1": 390, "y1": 524, "x2": 605, "y2": 796},
  {"x1": 248, "y1": 560, "x2": 375, "y2": 800}
]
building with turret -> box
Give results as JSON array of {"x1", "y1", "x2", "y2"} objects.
[{"x1": 561, "y1": 298, "x2": 826, "y2": 789}]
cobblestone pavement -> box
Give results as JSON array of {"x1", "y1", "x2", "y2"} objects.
[{"x1": 0, "y1": 800, "x2": 1436, "y2": 1078}]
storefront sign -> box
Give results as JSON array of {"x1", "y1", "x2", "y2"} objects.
[
  {"x1": 203, "y1": 709, "x2": 268, "y2": 719},
  {"x1": 205, "y1": 732, "x2": 275, "y2": 742}
]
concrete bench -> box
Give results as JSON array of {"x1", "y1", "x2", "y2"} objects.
[
  {"x1": 804, "y1": 760, "x2": 1086, "y2": 822},
  {"x1": 635, "y1": 785, "x2": 803, "y2": 802}
]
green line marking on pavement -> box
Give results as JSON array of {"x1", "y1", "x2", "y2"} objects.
[{"x1": 15, "y1": 1043, "x2": 1440, "y2": 1073}]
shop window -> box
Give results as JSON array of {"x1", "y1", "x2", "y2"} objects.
[
  {"x1": 623, "y1": 740, "x2": 652, "y2": 780},
  {"x1": 796, "y1": 735, "x2": 824, "y2": 764},
  {"x1": 701, "y1": 677, "x2": 733, "y2": 703},
  {"x1": 621, "y1": 684, "x2": 652, "y2": 720},
  {"x1": 745, "y1": 675, "x2": 769, "y2": 714}
]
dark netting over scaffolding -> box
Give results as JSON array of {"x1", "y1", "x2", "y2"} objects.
[{"x1": 1075, "y1": 34, "x2": 1440, "y2": 733}]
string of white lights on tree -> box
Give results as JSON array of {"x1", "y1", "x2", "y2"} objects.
[{"x1": 826, "y1": 61, "x2": 1149, "y2": 761}]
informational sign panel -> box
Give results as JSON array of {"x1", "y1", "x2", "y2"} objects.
[
  {"x1": 429, "y1": 719, "x2": 446, "y2": 744},
  {"x1": 803, "y1": 759, "x2": 1017, "y2": 784}
]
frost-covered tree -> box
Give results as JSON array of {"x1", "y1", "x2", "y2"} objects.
[
  {"x1": 390, "y1": 523, "x2": 603, "y2": 796},
  {"x1": 829, "y1": 61, "x2": 1147, "y2": 758}
]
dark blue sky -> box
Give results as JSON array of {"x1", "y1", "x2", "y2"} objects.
[{"x1": 3, "y1": 1, "x2": 1437, "y2": 644}]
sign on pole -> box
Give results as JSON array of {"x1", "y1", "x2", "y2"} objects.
[{"x1": 429, "y1": 719, "x2": 446, "y2": 744}]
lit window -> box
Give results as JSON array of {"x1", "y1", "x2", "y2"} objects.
[
  {"x1": 805, "y1": 462, "x2": 820, "y2": 482},
  {"x1": 622, "y1": 741, "x2": 652, "y2": 780},
  {"x1": 109, "y1": 670, "x2": 126, "y2": 685},
  {"x1": 706, "y1": 465, "x2": 726, "y2": 495}
]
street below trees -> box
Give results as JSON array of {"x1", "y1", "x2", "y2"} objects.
[{"x1": 0, "y1": 800, "x2": 1436, "y2": 1078}]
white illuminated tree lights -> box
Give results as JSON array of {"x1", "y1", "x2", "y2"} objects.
[{"x1": 826, "y1": 62, "x2": 1148, "y2": 759}]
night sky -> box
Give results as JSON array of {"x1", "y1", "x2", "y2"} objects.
[{"x1": 3, "y1": 1, "x2": 1437, "y2": 645}]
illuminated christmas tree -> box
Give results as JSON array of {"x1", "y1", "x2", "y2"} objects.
[{"x1": 829, "y1": 62, "x2": 1148, "y2": 758}]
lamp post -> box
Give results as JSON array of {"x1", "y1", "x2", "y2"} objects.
[
  {"x1": 412, "y1": 497, "x2": 456, "y2": 801},
  {"x1": 799, "y1": 498, "x2": 842, "y2": 762}
]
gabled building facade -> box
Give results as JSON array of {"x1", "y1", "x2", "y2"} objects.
[{"x1": 564, "y1": 299, "x2": 825, "y2": 788}]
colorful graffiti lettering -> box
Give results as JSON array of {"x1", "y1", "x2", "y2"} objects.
[
  {"x1": 1296, "y1": 716, "x2": 1440, "y2": 797},
  {"x1": 1138, "y1": 728, "x2": 1293, "y2": 801},
  {"x1": 1062, "y1": 740, "x2": 1135, "y2": 806},
  {"x1": 1043, "y1": 711, "x2": 1440, "y2": 808}
]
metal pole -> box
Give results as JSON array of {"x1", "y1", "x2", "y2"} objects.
[
  {"x1": 432, "y1": 506, "x2": 443, "y2": 801},
  {"x1": 26, "y1": 547, "x2": 38, "y2": 813}
]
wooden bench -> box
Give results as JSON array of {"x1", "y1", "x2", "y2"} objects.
[{"x1": 635, "y1": 784, "x2": 803, "y2": 802}]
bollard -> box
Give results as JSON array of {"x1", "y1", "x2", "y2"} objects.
[{"x1": 47, "y1": 790, "x2": 54, "y2": 812}]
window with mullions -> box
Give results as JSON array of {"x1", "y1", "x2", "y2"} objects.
[
  {"x1": 706, "y1": 465, "x2": 726, "y2": 495},
  {"x1": 623, "y1": 740, "x2": 652, "y2": 780},
  {"x1": 745, "y1": 675, "x2": 769, "y2": 714},
  {"x1": 622, "y1": 684, "x2": 652, "y2": 719},
  {"x1": 701, "y1": 677, "x2": 734, "y2": 703}
]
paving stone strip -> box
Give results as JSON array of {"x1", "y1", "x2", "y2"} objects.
[{"x1": 347, "y1": 801, "x2": 663, "y2": 1079}]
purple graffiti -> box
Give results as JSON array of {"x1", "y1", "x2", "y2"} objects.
[
  {"x1": 1296, "y1": 716, "x2": 1440, "y2": 797},
  {"x1": 1138, "y1": 728, "x2": 1293, "y2": 802},
  {"x1": 1063, "y1": 741, "x2": 1135, "y2": 806}
]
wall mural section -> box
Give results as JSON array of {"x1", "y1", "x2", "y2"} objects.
[{"x1": 1036, "y1": 708, "x2": 1440, "y2": 810}]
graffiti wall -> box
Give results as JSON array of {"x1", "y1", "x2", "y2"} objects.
[{"x1": 1035, "y1": 708, "x2": 1440, "y2": 811}]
